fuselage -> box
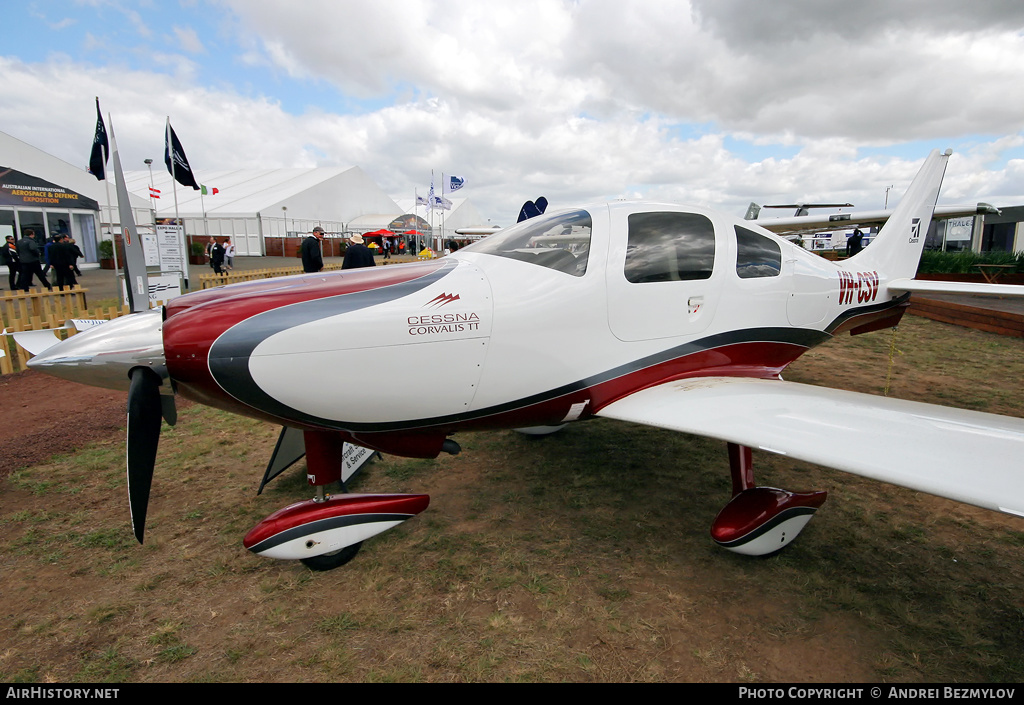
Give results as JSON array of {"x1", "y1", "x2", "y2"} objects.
[{"x1": 158, "y1": 202, "x2": 905, "y2": 457}]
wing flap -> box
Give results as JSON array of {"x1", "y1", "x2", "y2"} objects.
[{"x1": 596, "y1": 377, "x2": 1024, "y2": 517}]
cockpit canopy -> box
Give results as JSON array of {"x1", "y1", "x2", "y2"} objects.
[
  {"x1": 461, "y1": 209, "x2": 592, "y2": 277},
  {"x1": 461, "y1": 204, "x2": 784, "y2": 283}
]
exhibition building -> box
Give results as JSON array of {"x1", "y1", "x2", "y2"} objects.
[{"x1": 1, "y1": 130, "x2": 488, "y2": 264}]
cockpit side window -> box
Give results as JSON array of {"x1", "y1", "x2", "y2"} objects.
[
  {"x1": 460, "y1": 210, "x2": 592, "y2": 277},
  {"x1": 625, "y1": 212, "x2": 715, "y2": 283},
  {"x1": 734, "y1": 225, "x2": 782, "y2": 279}
]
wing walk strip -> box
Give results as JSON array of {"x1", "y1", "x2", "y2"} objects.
[{"x1": 596, "y1": 376, "x2": 1024, "y2": 518}]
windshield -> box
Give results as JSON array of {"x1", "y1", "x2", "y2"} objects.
[{"x1": 461, "y1": 209, "x2": 592, "y2": 276}]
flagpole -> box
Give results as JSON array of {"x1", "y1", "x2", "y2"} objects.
[
  {"x1": 92, "y1": 98, "x2": 119, "y2": 276},
  {"x1": 166, "y1": 117, "x2": 188, "y2": 290},
  {"x1": 102, "y1": 140, "x2": 119, "y2": 276}
]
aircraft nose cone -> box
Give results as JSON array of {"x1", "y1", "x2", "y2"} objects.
[{"x1": 27, "y1": 309, "x2": 167, "y2": 392}]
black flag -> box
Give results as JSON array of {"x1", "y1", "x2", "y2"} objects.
[
  {"x1": 164, "y1": 120, "x2": 200, "y2": 190},
  {"x1": 88, "y1": 97, "x2": 108, "y2": 181}
]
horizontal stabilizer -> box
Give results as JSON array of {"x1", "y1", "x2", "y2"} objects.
[
  {"x1": 597, "y1": 377, "x2": 1024, "y2": 517},
  {"x1": 889, "y1": 278, "x2": 1024, "y2": 298}
]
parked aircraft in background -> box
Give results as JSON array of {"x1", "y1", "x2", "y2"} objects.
[
  {"x1": 751, "y1": 200, "x2": 999, "y2": 237},
  {"x1": 28, "y1": 149, "x2": 1024, "y2": 569}
]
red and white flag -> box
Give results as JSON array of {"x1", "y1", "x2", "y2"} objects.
[{"x1": 149, "y1": 186, "x2": 161, "y2": 199}]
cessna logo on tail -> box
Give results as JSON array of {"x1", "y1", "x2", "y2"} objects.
[
  {"x1": 424, "y1": 293, "x2": 461, "y2": 308},
  {"x1": 909, "y1": 217, "x2": 921, "y2": 244}
]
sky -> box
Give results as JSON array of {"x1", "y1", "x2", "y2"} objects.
[{"x1": 3, "y1": 0, "x2": 1024, "y2": 226}]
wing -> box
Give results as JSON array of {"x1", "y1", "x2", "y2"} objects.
[
  {"x1": 756, "y1": 203, "x2": 999, "y2": 235},
  {"x1": 596, "y1": 376, "x2": 1024, "y2": 517}
]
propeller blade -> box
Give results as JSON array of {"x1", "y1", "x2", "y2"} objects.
[
  {"x1": 160, "y1": 394, "x2": 177, "y2": 427},
  {"x1": 127, "y1": 367, "x2": 163, "y2": 543}
]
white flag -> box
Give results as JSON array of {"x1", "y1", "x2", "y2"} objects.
[{"x1": 447, "y1": 175, "x2": 465, "y2": 192}]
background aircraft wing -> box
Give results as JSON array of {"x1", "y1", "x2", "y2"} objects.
[
  {"x1": 595, "y1": 376, "x2": 1024, "y2": 517},
  {"x1": 756, "y1": 203, "x2": 999, "y2": 235}
]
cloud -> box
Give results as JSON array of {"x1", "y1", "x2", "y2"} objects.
[
  {"x1": 174, "y1": 26, "x2": 206, "y2": 55},
  {"x1": 3, "y1": 1, "x2": 1024, "y2": 222}
]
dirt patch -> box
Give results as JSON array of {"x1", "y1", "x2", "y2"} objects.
[{"x1": 0, "y1": 372, "x2": 128, "y2": 479}]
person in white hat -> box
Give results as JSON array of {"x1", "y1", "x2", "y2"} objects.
[{"x1": 342, "y1": 233, "x2": 376, "y2": 269}]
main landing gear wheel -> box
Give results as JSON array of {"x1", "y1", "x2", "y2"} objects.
[
  {"x1": 711, "y1": 443, "x2": 828, "y2": 556},
  {"x1": 300, "y1": 541, "x2": 363, "y2": 571}
]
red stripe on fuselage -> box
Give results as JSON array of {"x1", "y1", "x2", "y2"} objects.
[{"x1": 448, "y1": 339, "x2": 807, "y2": 433}]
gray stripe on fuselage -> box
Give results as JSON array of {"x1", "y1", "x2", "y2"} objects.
[{"x1": 209, "y1": 259, "x2": 459, "y2": 419}]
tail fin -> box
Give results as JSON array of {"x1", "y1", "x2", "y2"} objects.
[{"x1": 844, "y1": 149, "x2": 951, "y2": 280}]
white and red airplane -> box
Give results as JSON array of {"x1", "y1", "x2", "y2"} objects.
[{"x1": 28, "y1": 148, "x2": 1024, "y2": 570}]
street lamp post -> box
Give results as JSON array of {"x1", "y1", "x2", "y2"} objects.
[{"x1": 144, "y1": 158, "x2": 155, "y2": 209}]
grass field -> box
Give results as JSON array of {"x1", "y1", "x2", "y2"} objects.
[{"x1": 1, "y1": 316, "x2": 1022, "y2": 682}]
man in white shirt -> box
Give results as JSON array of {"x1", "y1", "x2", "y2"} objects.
[{"x1": 224, "y1": 238, "x2": 236, "y2": 270}]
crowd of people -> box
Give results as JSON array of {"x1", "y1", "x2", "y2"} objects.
[
  {"x1": 1, "y1": 229, "x2": 84, "y2": 291},
  {"x1": 1, "y1": 226, "x2": 457, "y2": 295}
]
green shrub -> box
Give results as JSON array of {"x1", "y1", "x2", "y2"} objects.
[{"x1": 917, "y1": 250, "x2": 1023, "y2": 274}]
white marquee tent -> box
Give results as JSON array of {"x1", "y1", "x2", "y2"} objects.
[{"x1": 124, "y1": 166, "x2": 402, "y2": 256}]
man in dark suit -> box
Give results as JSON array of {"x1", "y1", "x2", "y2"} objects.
[
  {"x1": 16, "y1": 229, "x2": 51, "y2": 291},
  {"x1": 1, "y1": 235, "x2": 19, "y2": 290},
  {"x1": 210, "y1": 239, "x2": 226, "y2": 275},
  {"x1": 342, "y1": 234, "x2": 376, "y2": 269},
  {"x1": 301, "y1": 226, "x2": 325, "y2": 273},
  {"x1": 51, "y1": 235, "x2": 78, "y2": 289}
]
